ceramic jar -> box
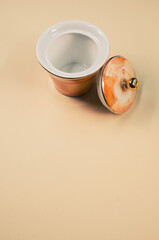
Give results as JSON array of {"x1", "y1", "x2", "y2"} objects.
[{"x1": 36, "y1": 21, "x2": 139, "y2": 114}]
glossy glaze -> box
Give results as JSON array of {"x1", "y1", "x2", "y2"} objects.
[
  {"x1": 49, "y1": 71, "x2": 98, "y2": 96},
  {"x1": 98, "y1": 56, "x2": 137, "y2": 114}
]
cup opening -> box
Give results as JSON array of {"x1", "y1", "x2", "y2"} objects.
[
  {"x1": 36, "y1": 21, "x2": 109, "y2": 78},
  {"x1": 47, "y1": 33, "x2": 98, "y2": 74}
]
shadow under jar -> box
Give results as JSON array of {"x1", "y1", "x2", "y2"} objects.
[{"x1": 36, "y1": 21, "x2": 109, "y2": 96}]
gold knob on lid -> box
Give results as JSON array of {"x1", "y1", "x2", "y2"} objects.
[
  {"x1": 121, "y1": 78, "x2": 139, "y2": 91},
  {"x1": 129, "y1": 78, "x2": 139, "y2": 90}
]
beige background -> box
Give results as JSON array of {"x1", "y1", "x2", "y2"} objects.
[{"x1": 0, "y1": 0, "x2": 159, "y2": 239}]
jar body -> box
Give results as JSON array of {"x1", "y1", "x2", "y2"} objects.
[
  {"x1": 36, "y1": 21, "x2": 109, "y2": 97},
  {"x1": 49, "y1": 71, "x2": 99, "y2": 96}
]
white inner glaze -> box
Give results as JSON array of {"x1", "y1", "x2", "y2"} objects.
[
  {"x1": 47, "y1": 33, "x2": 98, "y2": 73},
  {"x1": 36, "y1": 21, "x2": 109, "y2": 78}
]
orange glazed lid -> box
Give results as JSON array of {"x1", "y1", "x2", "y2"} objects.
[{"x1": 97, "y1": 56, "x2": 139, "y2": 114}]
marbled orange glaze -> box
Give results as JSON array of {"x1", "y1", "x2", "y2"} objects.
[
  {"x1": 49, "y1": 71, "x2": 98, "y2": 96},
  {"x1": 103, "y1": 56, "x2": 137, "y2": 114}
]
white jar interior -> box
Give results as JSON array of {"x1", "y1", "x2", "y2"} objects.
[{"x1": 47, "y1": 33, "x2": 98, "y2": 73}]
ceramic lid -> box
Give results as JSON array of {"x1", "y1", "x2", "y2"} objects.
[{"x1": 97, "y1": 56, "x2": 139, "y2": 114}]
